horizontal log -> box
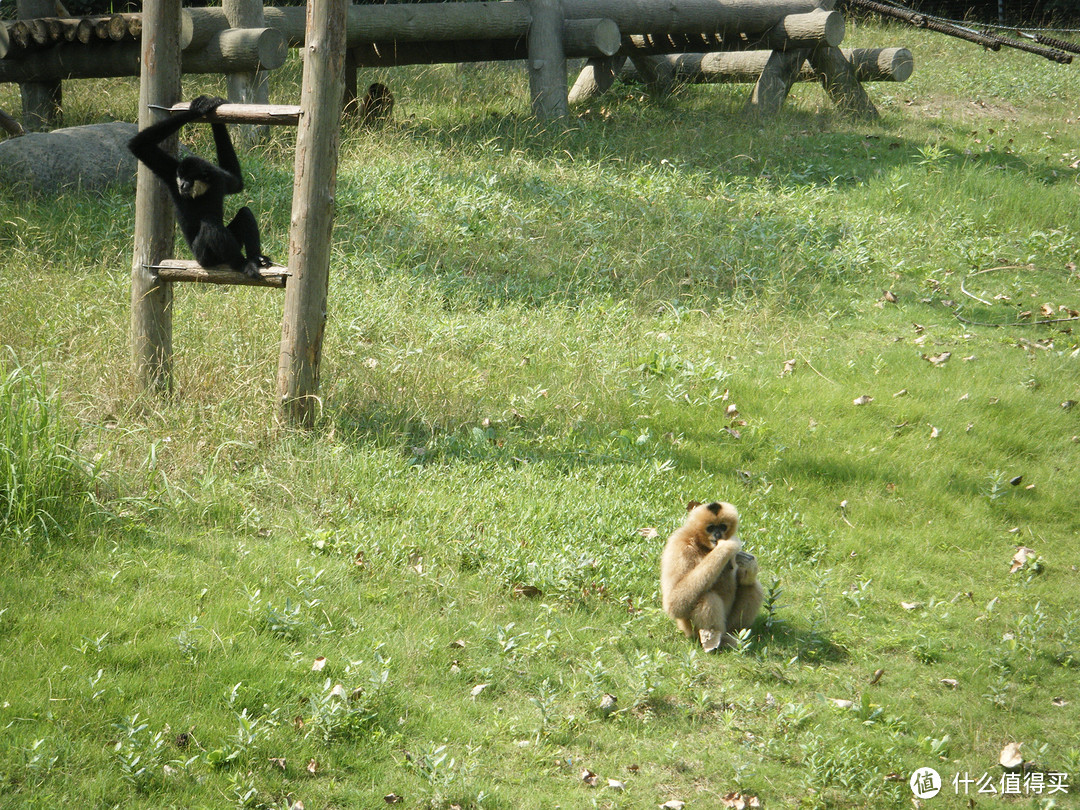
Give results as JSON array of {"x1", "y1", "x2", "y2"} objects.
[
  {"x1": 347, "y1": 18, "x2": 621, "y2": 66},
  {"x1": 161, "y1": 101, "x2": 302, "y2": 126},
  {"x1": 0, "y1": 27, "x2": 278, "y2": 82},
  {"x1": 348, "y1": 27, "x2": 620, "y2": 66},
  {"x1": 151, "y1": 260, "x2": 289, "y2": 288},
  {"x1": 188, "y1": 0, "x2": 825, "y2": 49},
  {"x1": 636, "y1": 46, "x2": 912, "y2": 83},
  {"x1": 0, "y1": 12, "x2": 193, "y2": 59},
  {"x1": 623, "y1": 9, "x2": 843, "y2": 54}
]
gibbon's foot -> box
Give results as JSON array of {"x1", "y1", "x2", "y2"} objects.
[
  {"x1": 241, "y1": 261, "x2": 263, "y2": 278},
  {"x1": 699, "y1": 628, "x2": 724, "y2": 652},
  {"x1": 255, "y1": 254, "x2": 274, "y2": 269}
]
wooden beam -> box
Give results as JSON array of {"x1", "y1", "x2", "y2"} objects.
[
  {"x1": 277, "y1": 0, "x2": 346, "y2": 428},
  {"x1": 16, "y1": 0, "x2": 61, "y2": 130},
  {"x1": 224, "y1": 0, "x2": 271, "y2": 144},
  {"x1": 187, "y1": 0, "x2": 826, "y2": 48},
  {"x1": 131, "y1": 0, "x2": 180, "y2": 395},
  {"x1": 620, "y1": 47, "x2": 913, "y2": 84},
  {"x1": 151, "y1": 260, "x2": 289, "y2": 288},
  {"x1": 161, "y1": 101, "x2": 301, "y2": 126},
  {"x1": 528, "y1": 0, "x2": 568, "y2": 120},
  {"x1": 0, "y1": 27, "x2": 282, "y2": 82}
]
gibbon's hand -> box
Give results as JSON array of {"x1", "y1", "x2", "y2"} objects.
[
  {"x1": 189, "y1": 95, "x2": 228, "y2": 118},
  {"x1": 712, "y1": 538, "x2": 741, "y2": 557},
  {"x1": 735, "y1": 551, "x2": 759, "y2": 584}
]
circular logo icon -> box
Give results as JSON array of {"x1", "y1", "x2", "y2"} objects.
[{"x1": 910, "y1": 767, "x2": 942, "y2": 799}]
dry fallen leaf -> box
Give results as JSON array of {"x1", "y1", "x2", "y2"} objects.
[
  {"x1": 940, "y1": 678, "x2": 959, "y2": 688},
  {"x1": 883, "y1": 290, "x2": 898, "y2": 303},
  {"x1": 311, "y1": 656, "x2": 327, "y2": 672},
  {"x1": 1040, "y1": 303, "x2": 1056, "y2": 318},
  {"x1": 307, "y1": 758, "x2": 319, "y2": 775},
  {"x1": 1052, "y1": 697, "x2": 1068, "y2": 707},
  {"x1": 893, "y1": 388, "x2": 908, "y2": 398},
  {"x1": 383, "y1": 794, "x2": 403, "y2": 804},
  {"x1": 869, "y1": 668, "x2": 885, "y2": 685},
  {"x1": 725, "y1": 403, "x2": 739, "y2": 418},
  {"x1": 830, "y1": 698, "x2": 854, "y2": 709},
  {"x1": 924, "y1": 351, "x2": 952, "y2": 366},
  {"x1": 930, "y1": 426, "x2": 941, "y2": 438},
  {"x1": 901, "y1": 601, "x2": 922, "y2": 611},
  {"x1": 513, "y1": 584, "x2": 543, "y2": 598},
  {"x1": 470, "y1": 683, "x2": 489, "y2": 698},
  {"x1": 1010, "y1": 547, "x2": 1036, "y2": 574},
  {"x1": 637, "y1": 527, "x2": 660, "y2": 539},
  {"x1": 607, "y1": 779, "x2": 625, "y2": 791},
  {"x1": 1000, "y1": 742, "x2": 1024, "y2": 770},
  {"x1": 781, "y1": 358, "x2": 797, "y2": 376},
  {"x1": 580, "y1": 768, "x2": 599, "y2": 787},
  {"x1": 269, "y1": 757, "x2": 287, "y2": 770},
  {"x1": 449, "y1": 639, "x2": 466, "y2": 649},
  {"x1": 660, "y1": 801, "x2": 686, "y2": 810},
  {"x1": 853, "y1": 395, "x2": 874, "y2": 406}
]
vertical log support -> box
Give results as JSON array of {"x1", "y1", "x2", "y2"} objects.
[
  {"x1": 568, "y1": 54, "x2": 626, "y2": 104},
  {"x1": 131, "y1": 0, "x2": 181, "y2": 395},
  {"x1": 277, "y1": 0, "x2": 346, "y2": 427},
  {"x1": 223, "y1": 0, "x2": 271, "y2": 143},
  {"x1": 808, "y1": 44, "x2": 878, "y2": 119},
  {"x1": 16, "y1": 0, "x2": 61, "y2": 130},
  {"x1": 747, "y1": 48, "x2": 808, "y2": 116},
  {"x1": 527, "y1": 0, "x2": 568, "y2": 120},
  {"x1": 628, "y1": 54, "x2": 675, "y2": 96}
]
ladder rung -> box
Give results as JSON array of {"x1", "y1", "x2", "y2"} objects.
[
  {"x1": 151, "y1": 259, "x2": 289, "y2": 288},
  {"x1": 154, "y1": 102, "x2": 302, "y2": 126}
]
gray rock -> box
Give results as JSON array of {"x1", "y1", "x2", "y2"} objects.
[{"x1": 0, "y1": 122, "x2": 138, "y2": 194}]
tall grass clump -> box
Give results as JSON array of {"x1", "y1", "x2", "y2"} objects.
[{"x1": 0, "y1": 352, "x2": 96, "y2": 543}]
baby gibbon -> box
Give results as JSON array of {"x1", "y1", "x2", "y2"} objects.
[{"x1": 660, "y1": 501, "x2": 764, "y2": 651}]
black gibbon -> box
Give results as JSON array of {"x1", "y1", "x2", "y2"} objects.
[
  {"x1": 659, "y1": 501, "x2": 764, "y2": 651},
  {"x1": 128, "y1": 94, "x2": 272, "y2": 277},
  {"x1": 359, "y1": 82, "x2": 394, "y2": 127}
]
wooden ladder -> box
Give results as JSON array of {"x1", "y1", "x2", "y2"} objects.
[{"x1": 144, "y1": 101, "x2": 302, "y2": 289}]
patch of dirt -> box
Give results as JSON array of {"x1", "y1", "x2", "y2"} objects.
[{"x1": 900, "y1": 95, "x2": 1022, "y2": 122}]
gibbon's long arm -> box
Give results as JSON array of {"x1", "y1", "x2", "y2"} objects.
[
  {"x1": 664, "y1": 540, "x2": 741, "y2": 619},
  {"x1": 128, "y1": 107, "x2": 206, "y2": 192},
  {"x1": 208, "y1": 122, "x2": 244, "y2": 195}
]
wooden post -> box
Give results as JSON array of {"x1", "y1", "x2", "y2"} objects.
[
  {"x1": 528, "y1": 0, "x2": 568, "y2": 120},
  {"x1": 568, "y1": 55, "x2": 626, "y2": 104},
  {"x1": 223, "y1": 0, "x2": 271, "y2": 143},
  {"x1": 16, "y1": 0, "x2": 61, "y2": 130},
  {"x1": 747, "y1": 48, "x2": 808, "y2": 115},
  {"x1": 277, "y1": 0, "x2": 346, "y2": 427},
  {"x1": 807, "y1": 44, "x2": 878, "y2": 119},
  {"x1": 131, "y1": 0, "x2": 181, "y2": 395}
]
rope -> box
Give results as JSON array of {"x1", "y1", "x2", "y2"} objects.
[{"x1": 846, "y1": 0, "x2": 1080, "y2": 34}]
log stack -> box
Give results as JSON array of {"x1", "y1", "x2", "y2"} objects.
[{"x1": 0, "y1": 1, "x2": 913, "y2": 124}]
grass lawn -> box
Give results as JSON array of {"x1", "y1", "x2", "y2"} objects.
[{"x1": 1, "y1": 20, "x2": 1079, "y2": 809}]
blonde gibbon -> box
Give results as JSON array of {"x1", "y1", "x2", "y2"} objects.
[{"x1": 659, "y1": 501, "x2": 764, "y2": 651}]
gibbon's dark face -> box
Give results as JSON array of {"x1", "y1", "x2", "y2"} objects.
[
  {"x1": 176, "y1": 156, "x2": 213, "y2": 199},
  {"x1": 687, "y1": 501, "x2": 739, "y2": 548}
]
